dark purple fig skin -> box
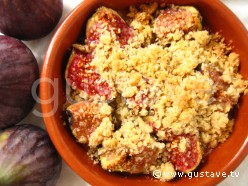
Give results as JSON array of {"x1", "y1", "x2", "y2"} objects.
[
  {"x1": 0, "y1": 124, "x2": 62, "y2": 186},
  {"x1": 0, "y1": 35, "x2": 39, "y2": 129},
  {"x1": 0, "y1": 0, "x2": 63, "y2": 40}
]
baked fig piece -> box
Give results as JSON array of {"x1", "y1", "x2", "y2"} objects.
[
  {"x1": 123, "y1": 78, "x2": 153, "y2": 113},
  {"x1": 99, "y1": 120, "x2": 164, "y2": 174},
  {"x1": 206, "y1": 66, "x2": 236, "y2": 105},
  {"x1": 100, "y1": 145, "x2": 162, "y2": 174},
  {"x1": 66, "y1": 6, "x2": 134, "y2": 101},
  {"x1": 66, "y1": 101, "x2": 112, "y2": 144},
  {"x1": 0, "y1": 124, "x2": 62, "y2": 186},
  {"x1": 154, "y1": 5, "x2": 202, "y2": 38},
  {"x1": 65, "y1": 47, "x2": 114, "y2": 101},
  {"x1": 0, "y1": 36, "x2": 39, "y2": 129},
  {"x1": 86, "y1": 6, "x2": 134, "y2": 46},
  {"x1": 167, "y1": 135, "x2": 202, "y2": 173}
]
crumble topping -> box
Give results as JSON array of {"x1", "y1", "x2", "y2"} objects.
[{"x1": 64, "y1": 2, "x2": 247, "y2": 181}]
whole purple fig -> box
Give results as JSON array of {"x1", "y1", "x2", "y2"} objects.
[
  {"x1": 0, "y1": 35, "x2": 39, "y2": 129},
  {"x1": 0, "y1": 0, "x2": 63, "y2": 40},
  {"x1": 0, "y1": 124, "x2": 62, "y2": 186}
]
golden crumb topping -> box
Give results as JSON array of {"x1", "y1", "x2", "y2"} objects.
[{"x1": 65, "y1": 2, "x2": 247, "y2": 182}]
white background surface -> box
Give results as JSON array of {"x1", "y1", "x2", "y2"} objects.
[{"x1": 2, "y1": 0, "x2": 247, "y2": 186}]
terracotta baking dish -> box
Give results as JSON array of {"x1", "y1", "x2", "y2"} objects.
[{"x1": 40, "y1": 0, "x2": 248, "y2": 185}]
